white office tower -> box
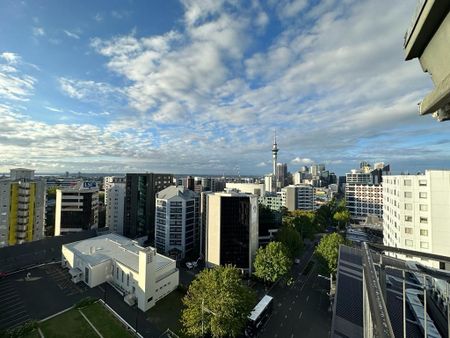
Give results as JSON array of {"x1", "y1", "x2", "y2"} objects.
[
  {"x1": 281, "y1": 184, "x2": 315, "y2": 211},
  {"x1": 264, "y1": 174, "x2": 274, "y2": 193},
  {"x1": 204, "y1": 191, "x2": 258, "y2": 273},
  {"x1": 155, "y1": 186, "x2": 199, "y2": 260},
  {"x1": 0, "y1": 168, "x2": 46, "y2": 247},
  {"x1": 345, "y1": 166, "x2": 388, "y2": 223},
  {"x1": 293, "y1": 172, "x2": 302, "y2": 185},
  {"x1": 104, "y1": 176, "x2": 126, "y2": 234},
  {"x1": 55, "y1": 182, "x2": 99, "y2": 236},
  {"x1": 383, "y1": 170, "x2": 450, "y2": 269},
  {"x1": 62, "y1": 233, "x2": 179, "y2": 311}
]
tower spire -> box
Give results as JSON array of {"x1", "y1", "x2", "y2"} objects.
[{"x1": 271, "y1": 130, "x2": 279, "y2": 192}]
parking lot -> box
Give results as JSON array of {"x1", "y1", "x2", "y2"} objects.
[
  {"x1": 0, "y1": 263, "x2": 99, "y2": 331},
  {"x1": 0, "y1": 276, "x2": 31, "y2": 329}
]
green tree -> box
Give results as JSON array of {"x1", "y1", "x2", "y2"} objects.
[
  {"x1": 290, "y1": 210, "x2": 316, "y2": 239},
  {"x1": 333, "y1": 210, "x2": 351, "y2": 230},
  {"x1": 253, "y1": 242, "x2": 292, "y2": 283},
  {"x1": 181, "y1": 266, "x2": 256, "y2": 338},
  {"x1": 276, "y1": 225, "x2": 303, "y2": 258},
  {"x1": 314, "y1": 233, "x2": 350, "y2": 274},
  {"x1": 47, "y1": 187, "x2": 57, "y2": 200}
]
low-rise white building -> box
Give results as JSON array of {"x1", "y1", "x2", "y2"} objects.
[
  {"x1": 225, "y1": 183, "x2": 265, "y2": 196},
  {"x1": 258, "y1": 192, "x2": 283, "y2": 211},
  {"x1": 383, "y1": 170, "x2": 450, "y2": 269},
  {"x1": 62, "y1": 233, "x2": 179, "y2": 311}
]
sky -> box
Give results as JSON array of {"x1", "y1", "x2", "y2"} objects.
[{"x1": 0, "y1": 0, "x2": 448, "y2": 176}]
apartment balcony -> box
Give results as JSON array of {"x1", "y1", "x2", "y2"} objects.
[
  {"x1": 18, "y1": 196, "x2": 30, "y2": 203},
  {"x1": 17, "y1": 210, "x2": 29, "y2": 217},
  {"x1": 17, "y1": 218, "x2": 29, "y2": 226},
  {"x1": 16, "y1": 224, "x2": 28, "y2": 232},
  {"x1": 16, "y1": 232, "x2": 27, "y2": 240},
  {"x1": 404, "y1": 0, "x2": 450, "y2": 120}
]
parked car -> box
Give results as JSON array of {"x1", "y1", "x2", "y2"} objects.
[{"x1": 185, "y1": 262, "x2": 193, "y2": 269}]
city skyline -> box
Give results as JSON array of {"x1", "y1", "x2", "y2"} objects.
[{"x1": 1, "y1": 0, "x2": 450, "y2": 176}]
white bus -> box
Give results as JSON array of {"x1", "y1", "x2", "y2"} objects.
[{"x1": 246, "y1": 295, "x2": 274, "y2": 337}]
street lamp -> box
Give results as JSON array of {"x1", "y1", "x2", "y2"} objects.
[{"x1": 201, "y1": 299, "x2": 216, "y2": 337}]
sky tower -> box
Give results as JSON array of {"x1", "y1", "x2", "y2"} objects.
[{"x1": 272, "y1": 131, "x2": 279, "y2": 191}]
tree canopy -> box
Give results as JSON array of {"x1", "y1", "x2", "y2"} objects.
[
  {"x1": 253, "y1": 241, "x2": 292, "y2": 283},
  {"x1": 181, "y1": 266, "x2": 256, "y2": 337},
  {"x1": 314, "y1": 233, "x2": 350, "y2": 274},
  {"x1": 276, "y1": 225, "x2": 303, "y2": 258},
  {"x1": 333, "y1": 210, "x2": 351, "y2": 230},
  {"x1": 284, "y1": 210, "x2": 316, "y2": 239}
]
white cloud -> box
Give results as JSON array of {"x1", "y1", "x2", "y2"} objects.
[
  {"x1": 0, "y1": 54, "x2": 36, "y2": 101},
  {"x1": 45, "y1": 106, "x2": 64, "y2": 113},
  {"x1": 64, "y1": 30, "x2": 80, "y2": 39},
  {"x1": 32, "y1": 27, "x2": 45, "y2": 37},
  {"x1": 58, "y1": 77, "x2": 124, "y2": 103},
  {"x1": 1, "y1": 52, "x2": 21, "y2": 64},
  {"x1": 70, "y1": 110, "x2": 110, "y2": 117},
  {"x1": 291, "y1": 157, "x2": 314, "y2": 165},
  {"x1": 94, "y1": 13, "x2": 103, "y2": 22},
  {"x1": 2, "y1": 0, "x2": 448, "y2": 175}
]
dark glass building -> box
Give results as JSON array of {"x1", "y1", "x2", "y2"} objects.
[
  {"x1": 205, "y1": 192, "x2": 258, "y2": 273},
  {"x1": 123, "y1": 173, "x2": 173, "y2": 243}
]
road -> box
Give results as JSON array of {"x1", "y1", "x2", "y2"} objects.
[{"x1": 260, "y1": 244, "x2": 332, "y2": 338}]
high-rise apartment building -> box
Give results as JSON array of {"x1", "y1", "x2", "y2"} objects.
[
  {"x1": 155, "y1": 186, "x2": 199, "y2": 260},
  {"x1": 0, "y1": 169, "x2": 46, "y2": 247},
  {"x1": 383, "y1": 170, "x2": 450, "y2": 269},
  {"x1": 345, "y1": 164, "x2": 389, "y2": 222},
  {"x1": 204, "y1": 191, "x2": 258, "y2": 273},
  {"x1": 55, "y1": 182, "x2": 99, "y2": 236},
  {"x1": 276, "y1": 163, "x2": 288, "y2": 190},
  {"x1": 281, "y1": 184, "x2": 315, "y2": 211},
  {"x1": 123, "y1": 173, "x2": 173, "y2": 242},
  {"x1": 104, "y1": 176, "x2": 126, "y2": 234}
]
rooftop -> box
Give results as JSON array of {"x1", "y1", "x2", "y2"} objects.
[
  {"x1": 157, "y1": 185, "x2": 198, "y2": 200},
  {"x1": 63, "y1": 233, "x2": 173, "y2": 272}
]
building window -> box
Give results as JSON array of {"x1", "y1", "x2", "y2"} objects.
[
  {"x1": 419, "y1": 180, "x2": 427, "y2": 186},
  {"x1": 116, "y1": 267, "x2": 119, "y2": 279},
  {"x1": 404, "y1": 228, "x2": 413, "y2": 235},
  {"x1": 420, "y1": 242, "x2": 429, "y2": 249},
  {"x1": 419, "y1": 204, "x2": 428, "y2": 211},
  {"x1": 405, "y1": 239, "x2": 413, "y2": 247},
  {"x1": 419, "y1": 192, "x2": 427, "y2": 199},
  {"x1": 404, "y1": 180, "x2": 411, "y2": 186},
  {"x1": 127, "y1": 274, "x2": 130, "y2": 286},
  {"x1": 404, "y1": 215, "x2": 412, "y2": 222},
  {"x1": 404, "y1": 191, "x2": 412, "y2": 198},
  {"x1": 404, "y1": 203, "x2": 412, "y2": 210},
  {"x1": 420, "y1": 217, "x2": 428, "y2": 224},
  {"x1": 121, "y1": 271, "x2": 124, "y2": 283},
  {"x1": 420, "y1": 229, "x2": 428, "y2": 236},
  {"x1": 85, "y1": 267, "x2": 89, "y2": 284}
]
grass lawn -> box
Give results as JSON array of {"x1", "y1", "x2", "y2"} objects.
[
  {"x1": 39, "y1": 302, "x2": 135, "y2": 338},
  {"x1": 146, "y1": 289, "x2": 187, "y2": 337},
  {"x1": 82, "y1": 302, "x2": 135, "y2": 338},
  {"x1": 40, "y1": 309, "x2": 98, "y2": 338}
]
